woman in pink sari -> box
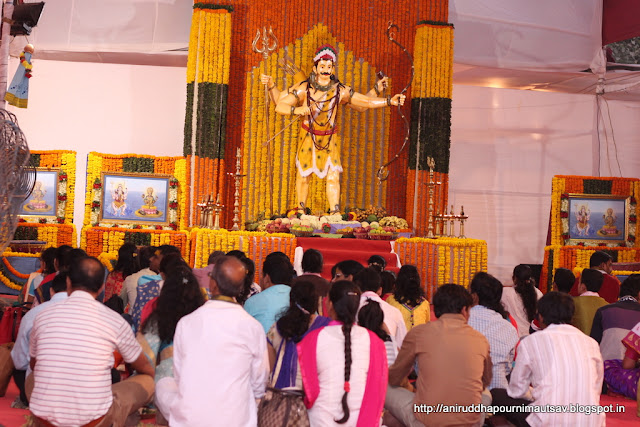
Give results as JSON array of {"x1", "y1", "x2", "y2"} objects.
[
  {"x1": 297, "y1": 280, "x2": 388, "y2": 426},
  {"x1": 604, "y1": 321, "x2": 640, "y2": 399}
]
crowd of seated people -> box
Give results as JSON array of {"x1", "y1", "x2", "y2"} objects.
[{"x1": 5, "y1": 245, "x2": 637, "y2": 426}]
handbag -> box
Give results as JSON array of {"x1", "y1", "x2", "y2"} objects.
[
  {"x1": 257, "y1": 335, "x2": 310, "y2": 427},
  {"x1": 258, "y1": 387, "x2": 309, "y2": 427}
]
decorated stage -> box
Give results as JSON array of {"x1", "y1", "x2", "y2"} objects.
[{"x1": 2, "y1": 228, "x2": 487, "y2": 300}]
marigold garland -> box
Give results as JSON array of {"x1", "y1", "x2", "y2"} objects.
[
  {"x1": 0, "y1": 252, "x2": 39, "y2": 291},
  {"x1": 541, "y1": 244, "x2": 640, "y2": 292},
  {"x1": 81, "y1": 227, "x2": 189, "y2": 260},
  {"x1": 23, "y1": 151, "x2": 77, "y2": 225},
  {"x1": 84, "y1": 152, "x2": 188, "y2": 230},
  {"x1": 395, "y1": 236, "x2": 487, "y2": 300}
]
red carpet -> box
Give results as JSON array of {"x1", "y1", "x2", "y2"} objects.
[{"x1": 296, "y1": 237, "x2": 400, "y2": 279}]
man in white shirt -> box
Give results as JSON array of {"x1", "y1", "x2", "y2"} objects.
[
  {"x1": 492, "y1": 292, "x2": 605, "y2": 427},
  {"x1": 356, "y1": 267, "x2": 407, "y2": 347},
  {"x1": 155, "y1": 256, "x2": 269, "y2": 427},
  {"x1": 28, "y1": 256, "x2": 155, "y2": 427},
  {"x1": 11, "y1": 272, "x2": 69, "y2": 408}
]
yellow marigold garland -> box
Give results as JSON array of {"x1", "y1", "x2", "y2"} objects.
[{"x1": 395, "y1": 236, "x2": 488, "y2": 300}]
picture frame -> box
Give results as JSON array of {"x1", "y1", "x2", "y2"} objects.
[
  {"x1": 99, "y1": 172, "x2": 172, "y2": 226},
  {"x1": 566, "y1": 194, "x2": 630, "y2": 246},
  {"x1": 18, "y1": 168, "x2": 60, "y2": 220}
]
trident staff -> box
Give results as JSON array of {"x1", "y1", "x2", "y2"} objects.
[{"x1": 252, "y1": 27, "x2": 278, "y2": 215}]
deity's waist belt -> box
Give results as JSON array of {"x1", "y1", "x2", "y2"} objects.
[{"x1": 302, "y1": 123, "x2": 338, "y2": 136}]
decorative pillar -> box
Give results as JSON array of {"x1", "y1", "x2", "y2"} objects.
[
  {"x1": 184, "y1": 2, "x2": 233, "y2": 225},
  {"x1": 406, "y1": 12, "x2": 454, "y2": 236}
]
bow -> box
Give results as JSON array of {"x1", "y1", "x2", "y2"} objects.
[{"x1": 377, "y1": 21, "x2": 414, "y2": 182}]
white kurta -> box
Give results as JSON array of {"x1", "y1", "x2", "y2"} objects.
[{"x1": 156, "y1": 300, "x2": 269, "y2": 427}]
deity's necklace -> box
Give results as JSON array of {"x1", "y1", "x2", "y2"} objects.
[
  {"x1": 309, "y1": 72, "x2": 333, "y2": 92},
  {"x1": 306, "y1": 83, "x2": 341, "y2": 151}
]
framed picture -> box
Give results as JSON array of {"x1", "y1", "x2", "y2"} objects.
[
  {"x1": 567, "y1": 194, "x2": 630, "y2": 245},
  {"x1": 18, "y1": 168, "x2": 59, "y2": 219},
  {"x1": 99, "y1": 172, "x2": 171, "y2": 226}
]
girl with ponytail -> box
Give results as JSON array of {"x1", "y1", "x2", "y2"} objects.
[
  {"x1": 266, "y1": 281, "x2": 331, "y2": 389},
  {"x1": 500, "y1": 264, "x2": 543, "y2": 338},
  {"x1": 297, "y1": 280, "x2": 388, "y2": 426}
]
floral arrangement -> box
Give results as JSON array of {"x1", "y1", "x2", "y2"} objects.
[
  {"x1": 184, "y1": 3, "x2": 232, "y2": 226},
  {"x1": 81, "y1": 227, "x2": 189, "y2": 260},
  {"x1": 0, "y1": 251, "x2": 39, "y2": 291},
  {"x1": 541, "y1": 244, "x2": 640, "y2": 293},
  {"x1": 405, "y1": 21, "x2": 454, "y2": 236},
  {"x1": 551, "y1": 176, "x2": 640, "y2": 247},
  {"x1": 23, "y1": 151, "x2": 76, "y2": 224},
  {"x1": 395, "y1": 236, "x2": 488, "y2": 300},
  {"x1": 542, "y1": 175, "x2": 640, "y2": 292},
  {"x1": 190, "y1": 228, "x2": 296, "y2": 280},
  {"x1": 84, "y1": 152, "x2": 189, "y2": 230}
]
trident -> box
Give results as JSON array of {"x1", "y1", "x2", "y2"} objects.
[{"x1": 252, "y1": 27, "x2": 278, "y2": 215}]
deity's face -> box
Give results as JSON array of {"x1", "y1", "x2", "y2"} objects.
[{"x1": 313, "y1": 59, "x2": 334, "y2": 82}]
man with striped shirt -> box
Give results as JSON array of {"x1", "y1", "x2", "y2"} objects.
[{"x1": 28, "y1": 256, "x2": 155, "y2": 427}]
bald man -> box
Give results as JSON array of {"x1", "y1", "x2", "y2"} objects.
[{"x1": 155, "y1": 256, "x2": 269, "y2": 426}]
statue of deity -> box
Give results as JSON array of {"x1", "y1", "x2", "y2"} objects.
[{"x1": 262, "y1": 45, "x2": 405, "y2": 212}]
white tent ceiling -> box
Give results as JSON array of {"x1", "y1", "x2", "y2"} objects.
[{"x1": 21, "y1": 0, "x2": 640, "y2": 99}]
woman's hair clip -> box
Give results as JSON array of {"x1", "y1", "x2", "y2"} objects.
[
  {"x1": 182, "y1": 277, "x2": 188, "y2": 284},
  {"x1": 347, "y1": 291, "x2": 358, "y2": 296},
  {"x1": 295, "y1": 302, "x2": 310, "y2": 315}
]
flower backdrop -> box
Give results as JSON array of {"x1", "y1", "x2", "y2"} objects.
[
  {"x1": 243, "y1": 24, "x2": 390, "y2": 219},
  {"x1": 540, "y1": 175, "x2": 640, "y2": 291},
  {"x1": 185, "y1": 0, "x2": 450, "y2": 228},
  {"x1": 184, "y1": 3, "x2": 232, "y2": 226},
  {"x1": 406, "y1": 21, "x2": 454, "y2": 236},
  {"x1": 395, "y1": 236, "x2": 487, "y2": 300},
  {"x1": 81, "y1": 152, "x2": 190, "y2": 260}
]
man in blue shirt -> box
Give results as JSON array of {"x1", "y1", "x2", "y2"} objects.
[
  {"x1": 244, "y1": 253, "x2": 294, "y2": 333},
  {"x1": 11, "y1": 272, "x2": 69, "y2": 407}
]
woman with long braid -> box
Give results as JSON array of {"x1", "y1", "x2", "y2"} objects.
[
  {"x1": 297, "y1": 280, "x2": 388, "y2": 426},
  {"x1": 501, "y1": 264, "x2": 543, "y2": 338}
]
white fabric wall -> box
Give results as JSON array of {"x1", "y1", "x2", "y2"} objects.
[
  {"x1": 449, "y1": 86, "x2": 597, "y2": 284},
  {"x1": 6, "y1": 58, "x2": 186, "y2": 235},
  {"x1": 595, "y1": 96, "x2": 640, "y2": 178}
]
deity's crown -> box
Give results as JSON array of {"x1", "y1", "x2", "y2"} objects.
[{"x1": 314, "y1": 44, "x2": 337, "y2": 63}]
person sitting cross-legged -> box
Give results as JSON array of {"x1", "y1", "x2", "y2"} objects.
[
  {"x1": 592, "y1": 274, "x2": 640, "y2": 361},
  {"x1": 298, "y1": 280, "x2": 388, "y2": 426},
  {"x1": 155, "y1": 256, "x2": 269, "y2": 426},
  {"x1": 570, "y1": 250, "x2": 620, "y2": 303},
  {"x1": 28, "y1": 256, "x2": 155, "y2": 427},
  {"x1": 386, "y1": 283, "x2": 492, "y2": 427},
  {"x1": 356, "y1": 267, "x2": 407, "y2": 347},
  {"x1": 492, "y1": 292, "x2": 604, "y2": 427},
  {"x1": 386, "y1": 265, "x2": 431, "y2": 331},
  {"x1": 572, "y1": 268, "x2": 608, "y2": 335},
  {"x1": 11, "y1": 272, "x2": 69, "y2": 409},
  {"x1": 131, "y1": 251, "x2": 185, "y2": 332},
  {"x1": 292, "y1": 248, "x2": 331, "y2": 298},
  {"x1": 467, "y1": 272, "x2": 519, "y2": 390},
  {"x1": 244, "y1": 252, "x2": 294, "y2": 333}
]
